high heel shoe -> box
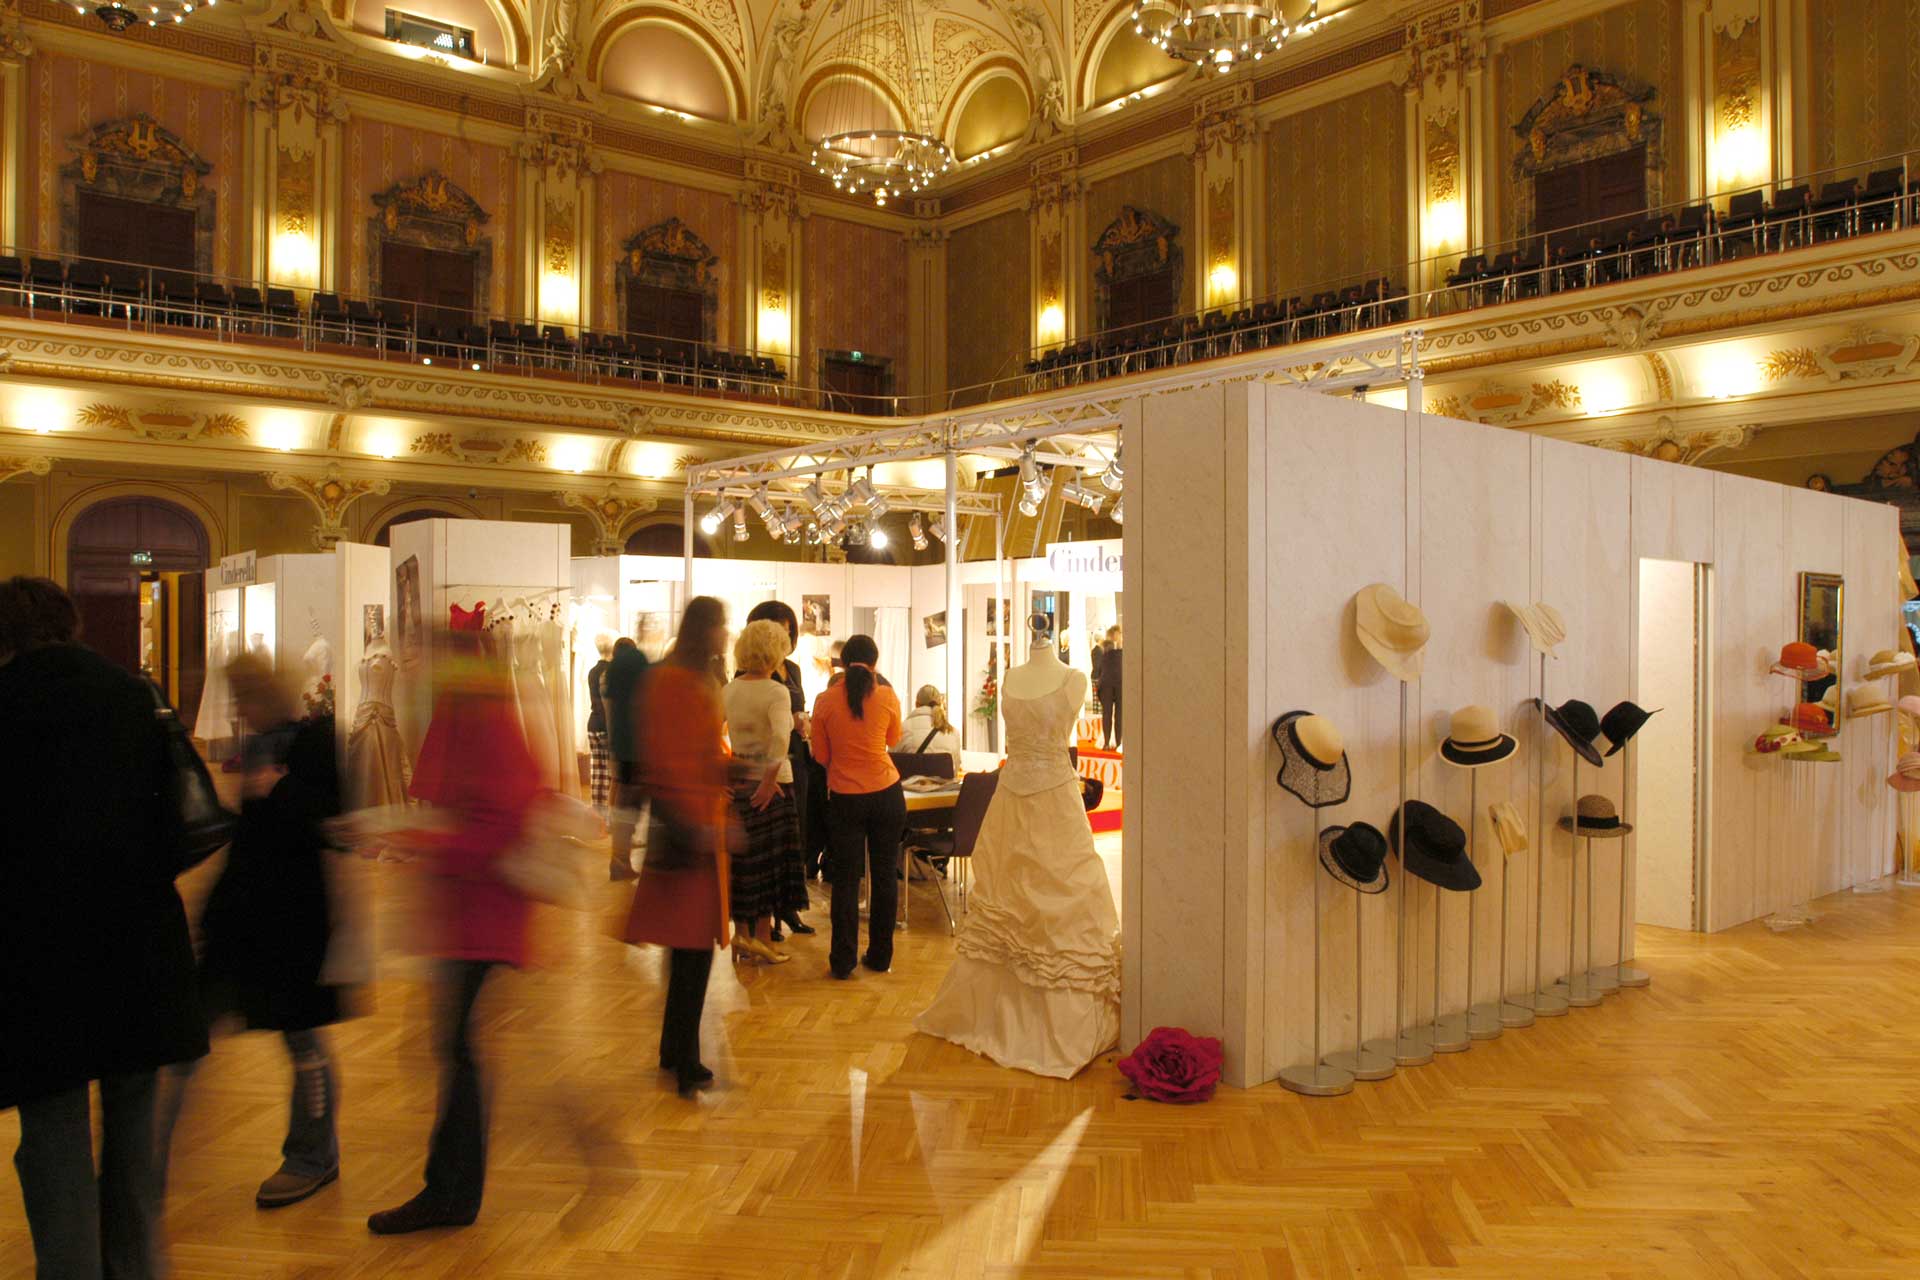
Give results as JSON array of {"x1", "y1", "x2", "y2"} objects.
[
  {"x1": 779, "y1": 911, "x2": 816, "y2": 936},
  {"x1": 741, "y1": 936, "x2": 791, "y2": 965}
]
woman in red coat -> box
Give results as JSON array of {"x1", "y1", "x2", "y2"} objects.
[
  {"x1": 369, "y1": 634, "x2": 539, "y2": 1235},
  {"x1": 623, "y1": 596, "x2": 732, "y2": 1097}
]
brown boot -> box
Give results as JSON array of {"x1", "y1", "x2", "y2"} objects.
[{"x1": 256, "y1": 1165, "x2": 338, "y2": 1209}]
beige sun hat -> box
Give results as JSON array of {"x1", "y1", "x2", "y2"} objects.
[
  {"x1": 1864, "y1": 649, "x2": 1917, "y2": 680},
  {"x1": 1505, "y1": 601, "x2": 1567, "y2": 656},
  {"x1": 1848, "y1": 685, "x2": 1893, "y2": 718},
  {"x1": 1488, "y1": 801, "x2": 1528, "y2": 858},
  {"x1": 1354, "y1": 584, "x2": 1430, "y2": 682},
  {"x1": 1293, "y1": 714, "x2": 1345, "y2": 767}
]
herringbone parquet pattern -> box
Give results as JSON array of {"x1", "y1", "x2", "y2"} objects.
[{"x1": 5, "y1": 871, "x2": 1920, "y2": 1279}]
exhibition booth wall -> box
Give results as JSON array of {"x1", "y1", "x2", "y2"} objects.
[{"x1": 1123, "y1": 382, "x2": 1901, "y2": 1089}]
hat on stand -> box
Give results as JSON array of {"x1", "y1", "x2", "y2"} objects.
[
  {"x1": 1752, "y1": 724, "x2": 1815, "y2": 755},
  {"x1": 1888, "y1": 753, "x2": 1920, "y2": 791},
  {"x1": 1790, "y1": 747, "x2": 1843, "y2": 763},
  {"x1": 1441, "y1": 705, "x2": 1518, "y2": 767},
  {"x1": 1793, "y1": 701, "x2": 1833, "y2": 735},
  {"x1": 1864, "y1": 649, "x2": 1916, "y2": 680},
  {"x1": 1770, "y1": 642, "x2": 1831, "y2": 681},
  {"x1": 1599, "y1": 701, "x2": 1659, "y2": 757},
  {"x1": 1270, "y1": 711, "x2": 1352, "y2": 808},
  {"x1": 1558, "y1": 794, "x2": 1632, "y2": 839},
  {"x1": 1354, "y1": 584, "x2": 1430, "y2": 682},
  {"x1": 1389, "y1": 800, "x2": 1481, "y2": 891},
  {"x1": 1847, "y1": 685, "x2": 1893, "y2": 718},
  {"x1": 1488, "y1": 801, "x2": 1528, "y2": 857},
  {"x1": 1899, "y1": 695, "x2": 1920, "y2": 719},
  {"x1": 1318, "y1": 823, "x2": 1390, "y2": 894},
  {"x1": 1535, "y1": 697, "x2": 1606, "y2": 767},
  {"x1": 1505, "y1": 601, "x2": 1567, "y2": 656}
]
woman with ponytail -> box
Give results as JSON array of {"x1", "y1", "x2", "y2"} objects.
[{"x1": 807, "y1": 634, "x2": 905, "y2": 979}]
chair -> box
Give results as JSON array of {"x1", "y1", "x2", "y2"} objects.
[
  {"x1": 1762, "y1": 183, "x2": 1811, "y2": 250},
  {"x1": 65, "y1": 260, "x2": 108, "y2": 316},
  {"x1": 344, "y1": 299, "x2": 381, "y2": 345},
  {"x1": 890, "y1": 751, "x2": 957, "y2": 782},
  {"x1": 1718, "y1": 189, "x2": 1766, "y2": 256},
  {"x1": 901, "y1": 771, "x2": 999, "y2": 930},
  {"x1": 230, "y1": 285, "x2": 266, "y2": 333},
  {"x1": 193, "y1": 281, "x2": 231, "y2": 329},
  {"x1": 264, "y1": 287, "x2": 300, "y2": 335},
  {"x1": 543, "y1": 324, "x2": 578, "y2": 367},
  {"x1": 0, "y1": 254, "x2": 25, "y2": 306},
  {"x1": 1859, "y1": 167, "x2": 1907, "y2": 233},
  {"x1": 26, "y1": 257, "x2": 64, "y2": 312},
  {"x1": 1660, "y1": 205, "x2": 1711, "y2": 270},
  {"x1": 1809, "y1": 178, "x2": 1859, "y2": 241},
  {"x1": 1445, "y1": 253, "x2": 1487, "y2": 308}
]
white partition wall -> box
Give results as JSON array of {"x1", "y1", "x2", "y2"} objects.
[{"x1": 1126, "y1": 382, "x2": 1900, "y2": 1089}]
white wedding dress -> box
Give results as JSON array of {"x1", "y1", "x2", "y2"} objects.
[{"x1": 915, "y1": 676, "x2": 1121, "y2": 1079}]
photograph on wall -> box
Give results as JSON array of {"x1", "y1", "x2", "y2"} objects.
[
  {"x1": 985, "y1": 597, "x2": 1013, "y2": 637},
  {"x1": 363, "y1": 604, "x2": 386, "y2": 648},
  {"x1": 394, "y1": 556, "x2": 422, "y2": 661},
  {"x1": 924, "y1": 611, "x2": 948, "y2": 648},
  {"x1": 802, "y1": 595, "x2": 832, "y2": 637},
  {"x1": 635, "y1": 611, "x2": 671, "y2": 661}
]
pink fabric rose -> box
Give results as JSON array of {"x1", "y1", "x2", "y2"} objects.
[{"x1": 1117, "y1": 1026, "x2": 1224, "y2": 1103}]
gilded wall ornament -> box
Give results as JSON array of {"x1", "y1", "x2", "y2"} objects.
[
  {"x1": 0, "y1": 455, "x2": 51, "y2": 484},
  {"x1": 1600, "y1": 421, "x2": 1755, "y2": 466},
  {"x1": 558, "y1": 486, "x2": 659, "y2": 554},
  {"x1": 75, "y1": 402, "x2": 247, "y2": 441},
  {"x1": 268, "y1": 466, "x2": 391, "y2": 547}
]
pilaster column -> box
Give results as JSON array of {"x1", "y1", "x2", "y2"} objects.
[
  {"x1": 1191, "y1": 82, "x2": 1256, "y2": 313},
  {"x1": 246, "y1": 47, "x2": 348, "y2": 295},
  {"x1": 1401, "y1": 5, "x2": 1487, "y2": 302},
  {"x1": 738, "y1": 159, "x2": 802, "y2": 375},
  {"x1": 906, "y1": 223, "x2": 948, "y2": 400},
  {"x1": 1027, "y1": 145, "x2": 1080, "y2": 350},
  {"x1": 1688, "y1": 0, "x2": 1775, "y2": 203},
  {"x1": 0, "y1": 0, "x2": 31, "y2": 252},
  {"x1": 518, "y1": 109, "x2": 601, "y2": 333}
]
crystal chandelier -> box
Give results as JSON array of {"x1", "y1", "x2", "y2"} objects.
[
  {"x1": 808, "y1": 0, "x2": 953, "y2": 207},
  {"x1": 1129, "y1": 0, "x2": 1318, "y2": 74},
  {"x1": 82, "y1": 0, "x2": 216, "y2": 31}
]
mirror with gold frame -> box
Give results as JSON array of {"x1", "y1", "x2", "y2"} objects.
[{"x1": 1799, "y1": 571, "x2": 1843, "y2": 734}]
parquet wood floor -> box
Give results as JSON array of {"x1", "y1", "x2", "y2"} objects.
[{"x1": 6, "y1": 870, "x2": 1920, "y2": 1279}]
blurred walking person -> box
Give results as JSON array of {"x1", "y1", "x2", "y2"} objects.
[
  {"x1": 809, "y1": 634, "x2": 906, "y2": 979},
  {"x1": 158, "y1": 651, "x2": 349, "y2": 1209},
  {"x1": 368, "y1": 631, "x2": 539, "y2": 1235},
  {"x1": 623, "y1": 597, "x2": 732, "y2": 1097},
  {"x1": 604, "y1": 636, "x2": 648, "y2": 880},
  {"x1": 1, "y1": 576, "x2": 206, "y2": 1279}
]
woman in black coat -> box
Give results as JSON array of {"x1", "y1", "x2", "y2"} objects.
[
  {"x1": 160, "y1": 651, "x2": 350, "y2": 1211},
  {"x1": 0, "y1": 576, "x2": 206, "y2": 1280}
]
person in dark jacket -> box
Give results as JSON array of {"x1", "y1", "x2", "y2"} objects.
[
  {"x1": 604, "y1": 636, "x2": 649, "y2": 880},
  {"x1": 158, "y1": 650, "x2": 349, "y2": 1210},
  {"x1": 0, "y1": 575, "x2": 207, "y2": 1280},
  {"x1": 1096, "y1": 626, "x2": 1123, "y2": 750}
]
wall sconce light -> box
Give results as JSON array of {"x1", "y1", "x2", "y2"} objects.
[
  {"x1": 1038, "y1": 302, "x2": 1065, "y2": 345},
  {"x1": 1426, "y1": 198, "x2": 1465, "y2": 250}
]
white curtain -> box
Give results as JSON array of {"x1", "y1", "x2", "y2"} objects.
[{"x1": 873, "y1": 606, "x2": 910, "y2": 697}]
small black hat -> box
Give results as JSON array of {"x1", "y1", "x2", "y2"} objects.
[
  {"x1": 1536, "y1": 698, "x2": 1606, "y2": 768},
  {"x1": 1389, "y1": 800, "x2": 1481, "y2": 892},
  {"x1": 1318, "y1": 823, "x2": 1389, "y2": 895},
  {"x1": 1599, "y1": 701, "x2": 1659, "y2": 757}
]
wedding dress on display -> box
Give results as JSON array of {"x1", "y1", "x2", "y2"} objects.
[
  {"x1": 347, "y1": 647, "x2": 408, "y2": 809},
  {"x1": 511, "y1": 609, "x2": 561, "y2": 792},
  {"x1": 915, "y1": 644, "x2": 1122, "y2": 1079},
  {"x1": 539, "y1": 606, "x2": 578, "y2": 796}
]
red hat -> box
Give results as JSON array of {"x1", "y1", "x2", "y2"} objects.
[
  {"x1": 1793, "y1": 701, "x2": 1831, "y2": 734},
  {"x1": 1771, "y1": 642, "x2": 1827, "y2": 679}
]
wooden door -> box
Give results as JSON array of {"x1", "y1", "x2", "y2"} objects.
[
  {"x1": 379, "y1": 241, "x2": 478, "y2": 331},
  {"x1": 626, "y1": 282, "x2": 706, "y2": 357},
  {"x1": 1534, "y1": 146, "x2": 1647, "y2": 253},
  {"x1": 76, "y1": 191, "x2": 196, "y2": 272},
  {"x1": 1105, "y1": 268, "x2": 1177, "y2": 332},
  {"x1": 66, "y1": 498, "x2": 209, "y2": 678}
]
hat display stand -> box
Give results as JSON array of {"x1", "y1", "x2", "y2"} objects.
[
  {"x1": 1463, "y1": 769, "x2": 1503, "y2": 1039},
  {"x1": 1561, "y1": 754, "x2": 1605, "y2": 1008},
  {"x1": 1611, "y1": 744, "x2": 1651, "y2": 988},
  {"x1": 1323, "y1": 806, "x2": 1397, "y2": 1080},
  {"x1": 1277, "y1": 802, "x2": 1356, "y2": 1098},
  {"x1": 1765, "y1": 670, "x2": 1816, "y2": 932},
  {"x1": 1387, "y1": 682, "x2": 1434, "y2": 1067},
  {"x1": 1855, "y1": 661, "x2": 1899, "y2": 894},
  {"x1": 1520, "y1": 663, "x2": 1571, "y2": 1018},
  {"x1": 1899, "y1": 710, "x2": 1920, "y2": 888},
  {"x1": 1497, "y1": 787, "x2": 1536, "y2": 1027}
]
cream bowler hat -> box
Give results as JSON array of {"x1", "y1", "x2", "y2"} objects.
[
  {"x1": 1848, "y1": 685, "x2": 1893, "y2": 718},
  {"x1": 1864, "y1": 649, "x2": 1916, "y2": 680},
  {"x1": 1354, "y1": 583, "x2": 1430, "y2": 682},
  {"x1": 1505, "y1": 600, "x2": 1567, "y2": 656}
]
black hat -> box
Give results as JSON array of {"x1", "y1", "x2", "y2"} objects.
[
  {"x1": 1599, "y1": 701, "x2": 1659, "y2": 757},
  {"x1": 1270, "y1": 710, "x2": 1352, "y2": 809},
  {"x1": 1535, "y1": 697, "x2": 1605, "y2": 767},
  {"x1": 1318, "y1": 823, "x2": 1389, "y2": 895},
  {"x1": 1389, "y1": 800, "x2": 1481, "y2": 892}
]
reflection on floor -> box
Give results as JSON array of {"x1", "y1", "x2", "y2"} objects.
[{"x1": 6, "y1": 866, "x2": 1920, "y2": 1277}]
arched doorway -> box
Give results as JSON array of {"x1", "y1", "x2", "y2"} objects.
[
  {"x1": 66, "y1": 497, "x2": 210, "y2": 697},
  {"x1": 625, "y1": 521, "x2": 714, "y2": 557}
]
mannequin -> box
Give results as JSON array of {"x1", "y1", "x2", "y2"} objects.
[
  {"x1": 348, "y1": 635, "x2": 408, "y2": 810},
  {"x1": 1002, "y1": 613, "x2": 1085, "y2": 704}
]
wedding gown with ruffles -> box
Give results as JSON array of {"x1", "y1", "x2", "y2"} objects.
[
  {"x1": 347, "y1": 650, "x2": 408, "y2": 808},
  {"x1": 914, "y1": 675, "x2": 1121, "y2": 1079}
]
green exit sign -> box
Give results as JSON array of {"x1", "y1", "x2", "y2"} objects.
[
  {"x1": 850, "y1": 350, "x2": 863, "y2": 362},
  {"x1": 129, "y1": 550, "x2": 153, "y2": 566}
]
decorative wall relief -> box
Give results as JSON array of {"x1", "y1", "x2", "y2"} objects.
[
  {"x1": 1090, "y1": 204, "x2": 1182, "y2": 331},
  {"x1": 75, "y1": 402, "x2": 246, "y2": 441},
  {"x1": 1508, "y1": 64, "x2": 1664, "y2": 242},
  {"x1": 267, "y1": 466, "x2": 391, "y2": 548},
  {"x1": 543, "y1": 196, "x2": 575, "y2": 275},
  {"x1": 558, "y1": 485, "x2": 659, "y2": 555},
  {"x1": 409, "y1": 432, "x2": 550, "y2": 465},
  {"x1": 1426, "y1": 117, "x2": 1461, "y2": 206},
  {"x1": 278, "y1": 147, "x2": 316, "y2": 240},
  {"x1": 368, "y1": 171, "x2": 492, "y2": 314},
  {"x1": 60, "y1": 115, "x2": 218, "y2": 274},
  {"x1": 1762, "y1": 328, "x2": 1920, "y2": 384},
  {"x1": 614, "y1": 217, "x2": 720, "y2": 343}
]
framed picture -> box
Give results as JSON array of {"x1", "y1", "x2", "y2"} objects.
[
  {"x1": 985, "y1": 597, "x2": 1013, "y2": 637},
  {"x1": 394, "y1": 556, "x2": 423, "y2": 661},
  {"x1": 363, "y1": 603, "x2": 386, "y2": 647},
  {"x1": 802, "y1": 594, "x2": 832, "y2": 637},
  {"x1": 924, "y1": 610, "x2": 948, "y2": 648}
]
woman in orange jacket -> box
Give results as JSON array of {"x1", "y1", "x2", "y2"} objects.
[{"x1": 622, "y1": 596, "x2": 732, "y2": 1097}]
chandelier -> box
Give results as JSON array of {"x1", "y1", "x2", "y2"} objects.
[
  {"x1": 1129, "y1": 0, "x2": 1318, "y2": 74},
  {"x1": 82, "y1": 0, "x2": 216, "y2": 31},
  {"x1": 808, "y1": 0, "x2": 953, "y2": 207}
]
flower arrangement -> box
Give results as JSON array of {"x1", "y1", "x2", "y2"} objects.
[
  {"x1": 972, "y1": 651, "x2": 1000, "y2": 722},
  {"x1": 303, "y1": 672, "x2": 334, "y2": 720},
  {"x1": 1117, "y1": 1027, "x2": 1224, "y2": 1103}
]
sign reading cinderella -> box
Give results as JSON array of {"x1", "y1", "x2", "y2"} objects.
[{"x1": 1043, "y1": 540, "x2": 1122, "y2": 591}]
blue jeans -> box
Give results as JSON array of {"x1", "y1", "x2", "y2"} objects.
[{"x1": 12, "y1": 1072, "x2": 161, "y2": 1280}]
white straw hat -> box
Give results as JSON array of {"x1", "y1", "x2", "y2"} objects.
[{"x1": 1354, "y1": 584, "x2": 1429, "y2": 682}]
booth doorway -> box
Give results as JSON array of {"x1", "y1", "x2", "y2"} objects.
[
  {"x1": 65, "y1": 496, "x2": 210, "y2": 719},
  {"x1": 1634, "y1": 558, "x2": 1710, "y2": 930}
]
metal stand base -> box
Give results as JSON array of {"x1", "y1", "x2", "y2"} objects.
[
  {"x1": 1326, "y1": 1045, "x2": 1396, "y2": 1081},
  {"x1": 1853, "y1": 878, "x2": 1890, "y2": 894},
  {"x1": 1277, "y1": 1062, "x2": 1354, "y2": 1097},
  {"x1": 1518, "y1": 990, "x2": 1570, "y2": 1017},
  {"x1": 1583, "y1": 968, "x2": 1620, "y2": 995},
  {"x1": 1466, "y1": 1004, "x2": 1504, "y2": 1040},
  {"x1": 1565, "y1": 974, "x2": 1604, "y2": 1007},
  {"x1": 1615, "y1": 966, "x2": 1651, "y2": 988},
  {"x1": 1429, "y1": 1014, "x2": 1470, "y2": 1052},
  {"x1": 1498, "y1": 1000, "x2": 1537, "y2": 1028},
  {"x1": 1390, "y1": 1031, "x2": 1434, "y2": 1066},
  {"x1": 1900, "y1": 872, "x2": 1920, "y2": 888}
]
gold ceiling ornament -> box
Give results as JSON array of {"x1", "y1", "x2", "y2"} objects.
[
  {"x1": 75, "y1": 401, "x2": 246, "y2": 441},
  {"x1": 1425, "y1": 393, "x2": 1466, "y2": 419},
  {"x1": 1599, "y1": 420, "x2": 1756, "y2": 466},
  {"x1": 410, "y1": 431, "x2": 551, "y2": 466},
  {"x1": 808, "y1": 0, "x2": 954, "y2": 206},
  {"x1": 268, "y1": 466, "x2": 391, "y2": 547},
  {"x1": 559, "y1": 486, "x2": 660, "y2": 555},
  {"x1": 0, "y1": 454, "x2": 51, "y2": 484}
]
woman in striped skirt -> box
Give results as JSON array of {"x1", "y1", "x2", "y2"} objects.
[{"x1": 721, "y1": 619, "x2": 802, "y2": 964}]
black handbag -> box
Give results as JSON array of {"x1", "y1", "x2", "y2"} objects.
[
  {"x1": 147, "y1": 679, "x2": 237, "y2": 874},
  {"x1": 1081, "y1": 776, "x2": 1104, "y2": 811}
]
